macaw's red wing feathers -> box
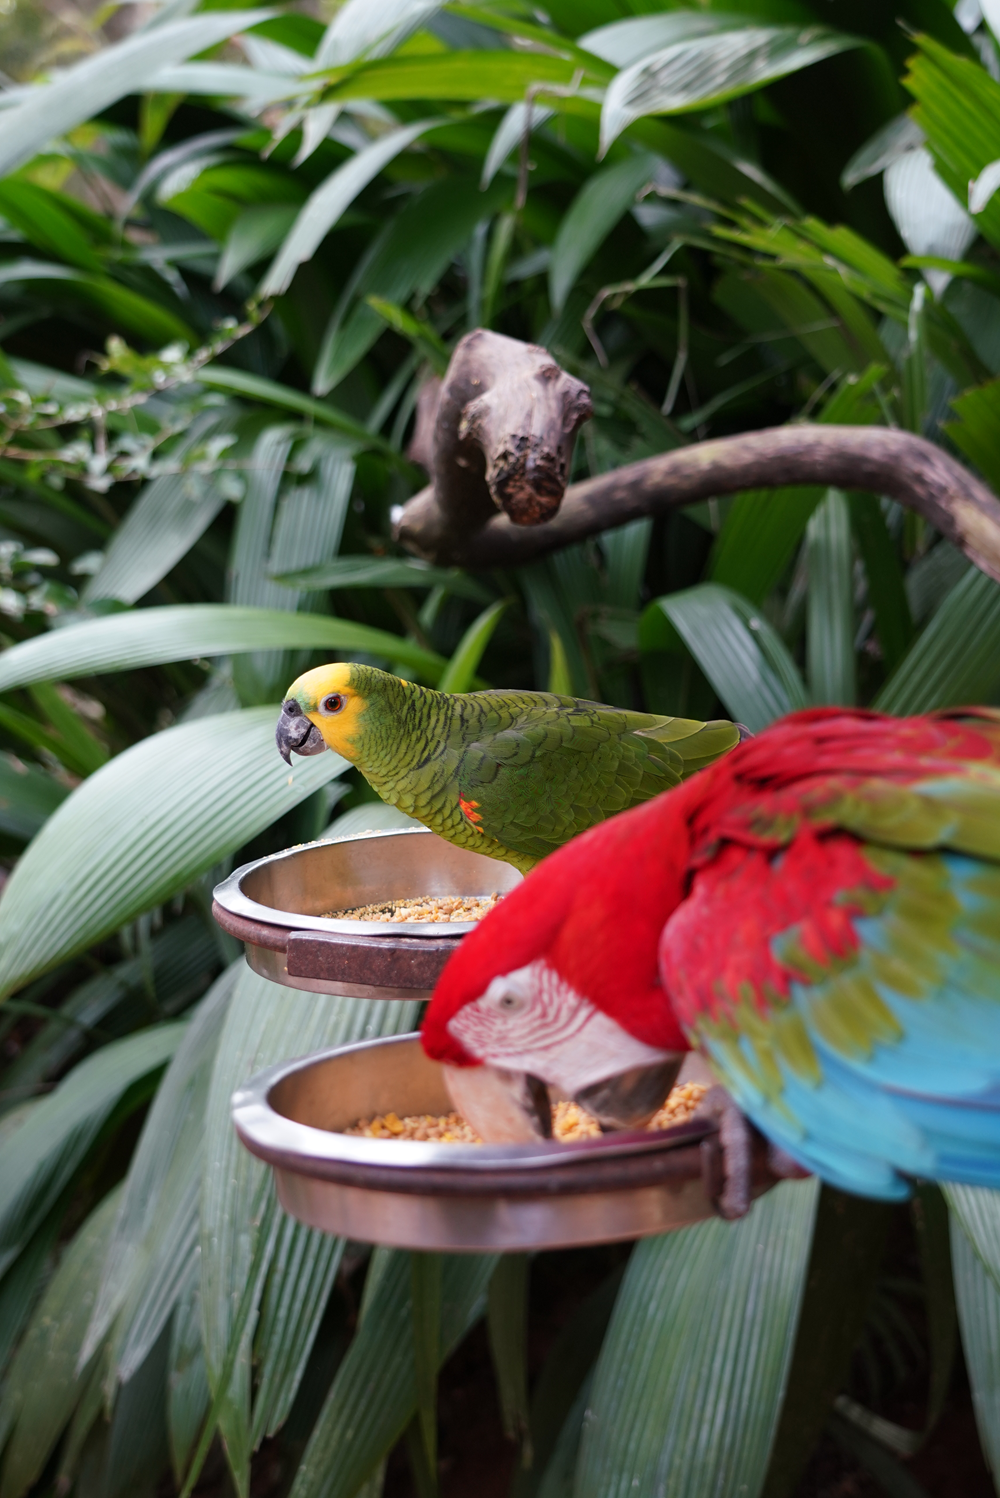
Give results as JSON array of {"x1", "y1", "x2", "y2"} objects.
[{"x1": 689, "y1": 707, "x2": 1000, "y2": 866}]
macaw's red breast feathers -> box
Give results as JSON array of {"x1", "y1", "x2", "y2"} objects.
[{"x1": 420, "y1": 781, "x2": 702, "y2": 1065}]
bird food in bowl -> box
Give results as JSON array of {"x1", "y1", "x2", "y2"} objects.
[
  {"x1": 231, "y1": 1034, "x2": 776, "y2": 1252},
  {"x1": 212, "y1": 828, "x2": 522, "y2": 999}
]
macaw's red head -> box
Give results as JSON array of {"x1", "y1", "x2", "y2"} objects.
[{"x1": 421, "y1": 783, "x2": 699, "y2": 1143}]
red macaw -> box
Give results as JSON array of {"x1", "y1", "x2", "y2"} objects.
[{"x1": 421, "y1": 707, "x2": 1000, "y2": 1215}]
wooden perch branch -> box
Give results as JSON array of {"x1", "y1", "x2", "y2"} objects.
[
  {"x1": 397, "y1": 404, "x2": 1000, "y2": 587},
  {"x1": 401, "y1": 328, "x2": 592, "y2": 544}
]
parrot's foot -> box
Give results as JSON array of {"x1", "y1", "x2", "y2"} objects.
[
  {"x1": 698, "y1": 1089, "x2": 812, "y2": 1220},
  {"x1": 698, "y1": 1086, "x2": 753, "y2": 1220}
]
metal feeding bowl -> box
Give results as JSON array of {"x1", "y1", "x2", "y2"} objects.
[
  {"x1": 212, "y1": 828, "x2": 522, "y2": 999},
  {"x1": 231, "y1": 1034, "x2": 778, "y2": 1252}
]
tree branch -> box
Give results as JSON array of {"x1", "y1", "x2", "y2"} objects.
[{"x1": 397, "y1": 420, "x2": 1000, "y2": 585}]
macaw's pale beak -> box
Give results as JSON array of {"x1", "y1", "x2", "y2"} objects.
[
  {"x1": 573, "y1": 1055, "x2": 685, "y2": 1131},
  {"x1": 443, "y1": 1063, "x2": 552, "y2": 1143},
  {"x1": 275, "y1": 699, "x2": 326, "y2": 765}
]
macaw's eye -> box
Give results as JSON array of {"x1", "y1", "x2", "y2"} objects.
[
  {"x1": 320, "y1": 693, "x2": 346, "y2": 715},
  {"x1": 496, "y1": 991, "x2": 526, "y2": 1015}
]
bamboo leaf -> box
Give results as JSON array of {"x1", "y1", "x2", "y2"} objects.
[
  {"x1": 0, "y1": 604, "x2": 447, "y2": 693},
  {"x1": 874, "y1": 567, "x2": 1000, "y2": 714},
  {"x1": 710, "y1": 488, "x2": 824, "y2": 607},
  {"x1": 200, "y1": 964, "x2": 421, "y2": 1494},
  {"x1": 640, "y1": 583, "x2": 808, "y2": 731},
  {"x1": 0, "y1": 13, "x2": 272, "y2": 173},
  {"x1": 575, "y1": 1181, "x2": 819, "y2": 1498},
  {"x1": 0, "y1": 1025, "x2": 182, "y2": 1269},
  {"x1": 315, "y1": 0, "x2": 445, "y2": 68},
  {"x1": 600, "y1": 27, "x2": 860, "y2": 154},
  {"x1": 260, "y1": 120, "x2": 442, "y2": 298},
  {"x1": 806, "y1": 489, "x2": 856, "y2": 707},
  {"x1": 0, "y1": 1188, "x2": 121, "y2": 1498},
  {"x1": 287, "y1": 1250, "x2": 498, "y2": 1498},
  {"x1": 0, "y1": 708, "x2": 347, "y2": 999},
  {"x1": 549, "y1": 153, "x2": 659, "y2": 313},
  {"x1": 437, "y1": 599, "x2": 508, "y2": 693}
]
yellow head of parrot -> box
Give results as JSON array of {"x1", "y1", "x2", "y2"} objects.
[{"x1": 275, "y1": 663, "x2": 367, "y2": 764}]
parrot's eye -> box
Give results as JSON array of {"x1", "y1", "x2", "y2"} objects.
[
  {"x1": 320, "y1": 693, "x2": 346, "y2": 715},
  {"x1": 496, "y1": 990, "x2": 527, "y2": 1015}
]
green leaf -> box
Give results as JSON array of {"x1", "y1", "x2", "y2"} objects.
[
  {"x1": 942, "y1": 1185, "x2": 1000, "y2": 1295},
  {"x1": 762, "y1": 1190, "x2": 891, "y2": 1498},
  {"x1": 510, "y1": 1267, "x2": 624, "y2": 1498},
  {"x1": 0, "y1": 707, "x2": 346, "y2": 999},
  {"x1": 168, "y1": 1268, "x2": 210, "y2": 1485},
  {"x1": 411, "y1": 1252, "x2": 443, "y2": 1477},
  {"x1": 195, "y1": 366, "x2": 381, "y2": 447},
  {"x1": 28, "y1": 681, "x2": 109, "y2": 776},
  {"x1": 944, "y1": 376, "x2": 1000, "y2": 493},
  {"x1": 949, "y1": 1197, "x2": 1000, "y2": 1477},
  {"x1": 847, "y1": 494, "x2": 913, "y2": 676},
  {"x1": 0, "y1": 751, "x2": 67, "y2": 843},
  {"x1": 82, "y1": 971, "x2": 236, "y2": 1378},
  {"x1": 599, "y1": 26, "x2": 861, "y2": 154},
  {"x1": 322, "y1": 51, "x2": 586, "y2": 107},
  {"x1": 437, "y1": 599, "x2": 508, "y2": 693},
  {"x1": 0, "y1": 180, "x2": 105, "y2": 272},
  {"x1": 314, "y1": 0, "x2": 445, "y2": 68},
  {"x1": 640, "y1": 583, "x2": 808, "y2": 731},
  {"x1": 549, "y1": 153, "x2": 659, "y2": 313},
  {"x1": 215, "y1": 204, "x2": 299, "y2": 290},
  {"x1": 710, "y1": 489, "x2": 824, "y2": 607},
  {"x1": 806, "y1": 489, "x2": 855, "y2": 707},
  {"x1": 488, "y1": 1255, "x2": 530, "y2": 1455},
  {"x1": 287, "y1": 1250, "x2": 498, "y2": 1498},
  {"x1": 546, "y1": 628, "x2": 573, "y2": 696},
  {"x1": 0, "y1": 604, "x2": 447, "y2": 693},
  {"x1": 874, "y1": 567, "x2": 1000, "y2": 714},
  {"x1": 0, "y1": 1209, "x2": 62, "y2": 1374},
  {"x1": 912, "y1": 1185, "x2": 956, "y2": 1437},
  {"x1": 273, "y1": 555, "x2": 492, "y2": 604},
  {"x1": 575, "y1": 1181, "x2": 819, "y2": 1498},
  {"x1": 0, "y1": 1187, "x2": 121, "y2": 1498},
  {"x1": 84, "y1": 411, "x2": 238, "y2": 606},
  {"x1": 200, "y1": 964, "x2": 421, "y2": 1494},
  {"x1": 0, "y1": 11, "x2": 273, "y2": 179},
  {"x1": 0, "y1": 1025, "x2": 182, "y2": 1269},
  {"x1": 0, "y1": 259, "x2": 195, "y2": 346},
  {"x1": 260, "y1": 120, "x2": 441, "y2": 298}
]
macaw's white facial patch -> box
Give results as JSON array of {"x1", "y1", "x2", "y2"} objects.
[{"x1": 446, "y1": 959, "x2": 672, "y2": 1095}]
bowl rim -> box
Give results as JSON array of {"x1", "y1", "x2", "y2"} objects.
[
  {"x1": 231, "y1": 1031, "x2": 714, "y2": 1193},
  {"x1": 213, "y1": 826, "x2": 515, "y2": 938}
]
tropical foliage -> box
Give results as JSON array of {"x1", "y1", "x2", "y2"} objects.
[{"x1": 1, "y1": 0, "x2": 1000, "y2": 1495}]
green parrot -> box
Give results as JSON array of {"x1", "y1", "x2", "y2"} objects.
[{"x1": 275, "y1": 662, "x2": 742, "y2": 874}]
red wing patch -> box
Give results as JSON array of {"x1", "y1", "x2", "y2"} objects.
[{"x1": 460, "y1": 796, "x2": 484, "y2": 827}]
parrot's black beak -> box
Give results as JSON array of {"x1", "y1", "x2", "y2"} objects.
[
  {"x1": 442, "y1": 1062, "x2": 553, "y2": 1144},
  {"x1": 571, "y1": 1055, "x2": 685, "y2": 1131},
  {"x1": 275, "y1": 699, "x2": 327, "y2": 765}
]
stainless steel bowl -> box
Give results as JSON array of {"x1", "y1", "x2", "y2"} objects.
[
  {"x1": 212, "y1": 828, "x2": 522, "y2": 999},
  {"x1": 232, "y1": 1033, "x2": 776, "y2": 1251}
]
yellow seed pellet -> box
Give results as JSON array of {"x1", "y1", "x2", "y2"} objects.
[
  {"x1": 323, "y1": 894, "x2": 503, "y2": 923},
  {"x1": 342, "y1": 1083, "x2": 708, "y2": 1144}
]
